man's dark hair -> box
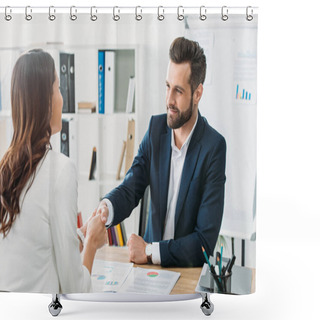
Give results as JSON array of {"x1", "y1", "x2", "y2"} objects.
[{"x1": 169, "y1": 37, "x2": 206, "y2": 93}]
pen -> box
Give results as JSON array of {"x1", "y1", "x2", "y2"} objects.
[
  {"x1": 226, "y1": 255, "x2": 236, "y2": 275},
  {"x1": 216, "y1": 255, "x2": 221, "y2": 275},
  {"x1": 223, "y1": 258, "x2": 231, "y2": 276},
  {"x1": 215, "y1": 251, "x2": 220, "y2": 266},
  {"x1": 201, "y1": 246, "x2": 212, "y2": 268},
  {"x1": 210, "y1": 265, "x2": 224, "y2": 292},
  {"x1": 221, "y1": 266, "x2": 226, "y2": 276}
]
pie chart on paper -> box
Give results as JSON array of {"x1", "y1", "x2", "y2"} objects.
[{"x1": 147, "y1": 271, "x2": 159, "y2": 278}]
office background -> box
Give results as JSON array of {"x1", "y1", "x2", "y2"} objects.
[
  {"x1": 0, "y1": 0, "x2": 257, "y2": 271},
  {"x1": 1, "y1": 0, "x2": 320, "y2": 320}
]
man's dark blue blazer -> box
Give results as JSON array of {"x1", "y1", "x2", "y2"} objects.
[{"x1": 105, "y1": 111, "x2": 226, "y2": 267}]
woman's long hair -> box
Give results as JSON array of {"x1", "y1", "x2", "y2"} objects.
[{"x1": 0, "y1": 49, "x2": 56, "y2": 238}]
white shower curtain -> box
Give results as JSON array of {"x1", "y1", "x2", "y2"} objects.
[{"x1": 0, "y1": 4, "x2": 257, "y2": 312}]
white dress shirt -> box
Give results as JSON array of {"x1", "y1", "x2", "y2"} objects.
[
  {"x1": 151, "y1": 115, "x2": 198, "y2": 264},
  {"x1": 0, "y1": 150, "x2": 92, "y2": 293},
  {"x1": 105, "y1": 115, "x2": 198, "y2": 264}
]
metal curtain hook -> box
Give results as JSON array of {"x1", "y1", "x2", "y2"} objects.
[
  {"x1": 49, "y1": 6, "x2": 56, "y2": 21},
  {"x1": 177, "y1": 6, "x2": 184, "y2": 21},
  {"x1": 157, "y1": 6, "x2": 164, "y2": 21},
  {"x1": 25, "y1": 6, "x2": 32, "y2": 21},
  {"x1": 135, "y1": 6, "x2": 142, "y2": 21},
  {"x1": 70, "y1": 6, "x2": 77, "y2": 21},
  {"x1": 91, "y1": 6, "x2": 98, "y2": 21},
  {"x1": 246, "y1": 6, "x2": 253, "y2": 21},
  {"x1": 221, "y1": 6, "x2": 228, "y2": 21},
  {"x1": 113, "y1": 6, "x2": 120, "y2": 21},
  {"x1": 5, "y1": 6, "x2": 12, "y2": 21},
  {"x1": 200, "y1": 6, "x2": 207, "y2": 21}
]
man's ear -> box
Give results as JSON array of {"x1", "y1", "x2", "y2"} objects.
[{"x1": 193, "y1": 83, "x2": 203, "y2": 105}]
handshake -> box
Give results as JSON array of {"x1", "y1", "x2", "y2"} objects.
[
  {"x1": 78, "y1": 200, "x2": 150, "y2": 265},
  {"x1": 78, "y1": 201, "x2": 109, "y2": 252}
]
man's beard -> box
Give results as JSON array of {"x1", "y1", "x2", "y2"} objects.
[{"x1": 167, "y1": 97, "x2": 193, "y2": 129}]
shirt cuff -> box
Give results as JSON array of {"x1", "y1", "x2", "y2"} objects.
[
  {"x1": 151, "y1": 242, "x2": 161, "y2": 265},
  {"x1": 102, "y1": 198, "x2": 114, "y2": 227}
]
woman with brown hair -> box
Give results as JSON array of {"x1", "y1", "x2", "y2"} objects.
[{"x1": 0, "y1": 49, "x2": 107, "y2": 293}]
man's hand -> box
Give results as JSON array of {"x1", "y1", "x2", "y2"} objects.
[
  {"x1": 96, "y1": 200, "x2": 109, "y2": 225},
  {"x1": 127, "y1": 234, "x2": 148, "y2": 264}
]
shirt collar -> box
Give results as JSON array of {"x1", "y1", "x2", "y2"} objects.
[{"x1": 171, "y1": 113, "x2": 198, "y2": 151}]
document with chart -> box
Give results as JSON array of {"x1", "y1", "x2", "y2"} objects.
[
  {"x1": 117, "y1": 268, "x2": 181, "y2": 295},
  {"x1": 91, "y1": 260, "x2": 133, "y2": 292}
]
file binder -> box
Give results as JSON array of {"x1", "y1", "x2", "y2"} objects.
[
  {"x1": 60, "y1": 53, "x2": 75, "y2": 113},
  {"x1": 125, "y1": 76, "x2": 135, "y2": 113},
  {"x1": 124, "y1": 119, "x2": 135, "y2": 174},
  {"x1": 98, "y1": 50, "x2": 105, "y2": 114},
  {"x1": 104, "y1": 51, "x2": 115, "y2": 114},
  {"x1": 89, "y1": 147, "x2": 97, "y2": 180},
  {"x1": 60, "y1": 117, "x2": 77, "y2": 165}
]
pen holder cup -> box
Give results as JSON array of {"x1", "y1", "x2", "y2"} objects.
[{"x1": 209, "y1": 270, "x2": 232, "y2": 294}]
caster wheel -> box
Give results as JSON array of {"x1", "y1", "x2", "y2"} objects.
[
  {"x1": 201, "y1": 300, "x2": 214, "y2": 316},
  {"x1": 200, "y1": 294, "x2": 214, "y2": 316},
  {"x1": 48, "y1": 297, "x2": 63, "y2": 317}
]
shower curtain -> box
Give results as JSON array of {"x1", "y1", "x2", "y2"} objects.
[{"x1": 0, "y1": 5, "x2": 257, "y2": 314}]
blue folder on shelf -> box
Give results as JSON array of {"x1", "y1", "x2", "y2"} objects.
[{"x1": 98, "y1": 50, "x2": 105, "y2": 114}]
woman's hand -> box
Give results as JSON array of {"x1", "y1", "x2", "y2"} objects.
[
  {"x1": 80, "y1": 209, "x2": 97, "y2": 238},
  {"x1": 85, "y1": 214, "x2": 108, "y2": 250}
]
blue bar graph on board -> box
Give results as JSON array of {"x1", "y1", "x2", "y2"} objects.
[{"x1": 236, "y1": 83, "x2": 252, "y2": 101}]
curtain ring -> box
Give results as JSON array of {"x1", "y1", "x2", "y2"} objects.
[
  {"x1": 135, "y1": 6, "x2": 142, "y2": 21},
  {"x1": 5, "y1": 6, "x2": 12, "y2": 21},
  {"x1": 177, "y1": 6, "x2": 184, "y2": 21},
  {"x1": 70, "y1": 6, "x2": 77, "y2": 21},
  {"x1": 49, "y1": 6, "x2": 56, "y2": 21},
  {"x1": 25, "y1": 6, "x2": 32, "y2": 21},
  {"x1": 246, "y1": 6, "x2": 253, "y2": 21},
  {"x1": 221, "y1": 6, "x2": 228, "y2": 21},
  {"x1": 157, "y1": 6, "x2": 164, "y2": 21},
  {"x1": 200, "y1": 6, "x2": 207, "y2": 21},
  {"x1": 90, "y1": 6, "x2": 98, "y2": 21},
  {"x1": 113, "y1": 6, "x2": 120, "y2": 21}
]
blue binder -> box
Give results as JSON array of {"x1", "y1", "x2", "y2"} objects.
[{"x1": 98, "y1": 50, "x2": 105, "y2": 114}]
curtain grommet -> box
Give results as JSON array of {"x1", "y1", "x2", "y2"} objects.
[
  {"x1": 70, "y1": 6, "x2": 77, "y2": 21},
  {"x1": 200, "y1": 6, "x2": 207, "y2": 21},
  {"x1": 25, "y1": 6, "x2": 32, "y2": 21},
  {"x1": 246, "y1": 6, "x2": 254, "y2": 21},
  {"x1": 135, "y1": 6, "x2": 142, "y2": 21},
  {"x1": 221, "y1": 6, "x2": 228, "y2": 21},
  {"x1": 49, "y1": 6, "x2": 56, "y2": 21},
  {"x1": 157, "y1": 6, "x2": 165, "y2": 21},
  {"x1": 90, "y1": 6, "x2": 98, "y2": 21},
  {"x1": 177, "y1": 6, "x2": 184, "y2": 21},
  {"x1": 5, "y1": 6, "x2": 12, "y2": 21},
  {"x1": 113, "y1": 6, "x2": 120, "y2": 21}
]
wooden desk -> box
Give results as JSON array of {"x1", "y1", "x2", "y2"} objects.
[{"x1": 95, "y1": 246, "x2": 202, "y2": 295}]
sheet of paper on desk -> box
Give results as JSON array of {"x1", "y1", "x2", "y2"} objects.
[
  {"x1": 117, "y1": 268, "x2": 181, "y2": 295},
  {"x1": 91, "y1": 260, "x2": 133, "y2": 292}
]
